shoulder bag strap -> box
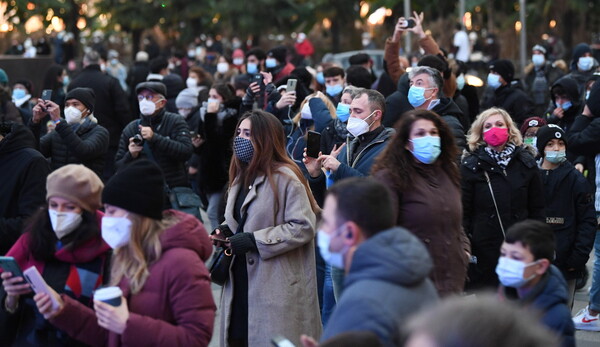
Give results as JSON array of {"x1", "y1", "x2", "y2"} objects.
[{"x1": 484, "y1": 170, "x2": 505, "y2": 237}]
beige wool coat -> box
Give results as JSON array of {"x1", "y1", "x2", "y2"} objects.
[{"x1": 219, "y1": 166, "x2": 322, "y2": 346}]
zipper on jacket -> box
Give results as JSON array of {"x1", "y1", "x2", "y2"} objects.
[{"x1": 352, "y1": 138, "x2": 386, "y2": 168}]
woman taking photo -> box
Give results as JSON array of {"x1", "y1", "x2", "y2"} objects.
[
  {"x1": 461, "y1": 107, "x2": 545, "y2": 290},
  {"x1": 371, "y1": 109, "x2": 470, "y2": 297},
  {"x1": 212, "y1": 110, "x2": 321, "y2": 346},
  {"x1": 1, "y1": 164, "x2": 109, "y2": 346},
  {"x1": 191, "y1": 82, "x2": 241, "y2": 229},
  {"x1": 34, "y1": 160, "x2": 216, "y2": 346}
]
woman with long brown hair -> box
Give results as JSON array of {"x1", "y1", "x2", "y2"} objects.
[
  {"x1": 372, "y1": 109, "x2": 470, "y2": 297},
  {"x1": 212, "y1": 110, "x2": 321, "y2": 347}
]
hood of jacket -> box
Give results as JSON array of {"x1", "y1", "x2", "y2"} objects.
[
  {"x1": 571, "y1": 43, "x2": 592, "y2": 71},
  {"x1": 532, "y1": 265, "x2": 570, "y2": 310},
  {"x1": 0, "y1": 123, "x2": 37, "y2": 155},
  {"x1": 345, "y1": 227, "x2": 433, "y2": 287},
  {"x1": 159, "y1": 210, "x2": 212, "y2": 262},
  {"x1": 550, "y1": 76, "x2": 581, "y2": 109}
]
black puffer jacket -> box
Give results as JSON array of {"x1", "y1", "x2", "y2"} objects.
[
  {"x1": 115, "y1": 108, "x2": 193, "y2": 188},
  {"x1": 68, "y1": 65, "x2": 132, "y2": 149},
  {"x1": 0, "y1": 124, "x2": 50, "y2": 254},
  {"x1": 540, "y1": 161, "x2": 596, "y2": 280},
  {"x1": 481, "y1": 82, "x2": 534, "y2": 126},
  {"x1": 461, "y1": 145, "x2": 545, "y2": 289},
  {"x1": 30, "y1": 118, "x2": 109, "y2": 176}
]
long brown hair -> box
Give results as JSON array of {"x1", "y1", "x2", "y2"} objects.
[
  {"x1": 371, "y1": 109, "x2": 460, "y2": 191},
  {"x1": 229, "y1": 110, "x2": 319, "y2": 214},
  {"x1": 110, "y1": 213, "x2": 177, "y2": 294}
]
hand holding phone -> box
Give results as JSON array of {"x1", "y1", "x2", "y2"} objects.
[
  {"x1": 398, "y1": 18, "x2": 416, "y2": 29},
  {"x1": 306, "y1": 131, "x2": 322, "y2": 158},
  {"x1": 286, "y1": 79, "x2": 297, "y2": 94},
  {"x1": 24, "y1": 266, "x2": 60, "y2": 310}
]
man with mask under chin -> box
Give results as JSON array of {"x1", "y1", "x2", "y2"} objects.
[
  {"x1": 300, "y1": 177, "x2": 438, "y2": 346},
  {"x1": 115, "y1": 81, "x2": 193, "y2": 190}
]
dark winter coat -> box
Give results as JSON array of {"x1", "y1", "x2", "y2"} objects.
[
  {"x1": 481, "y1": 82, "x2": 535, "y2": 126},
  {"x1": 0, "y1": 124, "x2": 50, "y2": 254},
  {"x1": 461, "y1": 145, "x2": 545, "y2": 289},
  {"x1": 68, "y1": 65, "x2": 132, "y2": 148},
  {"x1": 431, "y1": 97, "x2": 467, "y2": 151},
  {"x1": 115, "y1": 108, "x2": 193, "y2": 188},
  {"x1": 566, "y1": 115, "x2": 600, "y2": 193},
  {"x1": 30, "y1": 118, "x2": 109, "y2": 176},
  {"x1": 500, "y1": 266, "x2": 575, "y2": 347},
  {"x1": 540, "y1": 161, "x2": 596, "y2": 280},
  {"x1": 374, "y1": 164, "x2": 470, "y2": 297},
  {"x1": 286, "y1": 98, "x2": 332, "y2": 161},
  {"x1": 307, "y1": 127, "x2": 394, "y2": 205},
  {"x1": 193, "y1": 99, "x2": 240, "y2": 193},
  {"x1": 320, "y1": 118, "x2": 349, "y2": 155},
  {"x1": 49, "y1": 211, "x2": 216, "y2": 347},
  {"x1": 524, "y1": 62, "x2": 564, "y2": 114},
  {"x1": 321, "y1": 227, "x2": 439, "y2": 346}
]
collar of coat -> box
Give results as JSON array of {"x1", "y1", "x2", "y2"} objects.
[{"x1": 461, "y1": 144, "x2": 537, "y2": 173}]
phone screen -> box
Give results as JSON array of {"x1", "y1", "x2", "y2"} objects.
[{"x1": 306, "y1": 131, "x2": 321, "y2": 158}]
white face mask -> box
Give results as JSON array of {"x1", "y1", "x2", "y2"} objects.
[
  {"x1": 217, "y1": 62, "x2": 229, "y2": 74},
  {"x1": 186, "y1": 77, "x2": 198, "y2": 89},
  {"x1": 49, "y1": 210, "x2": 83, "y2": 239},
  {"x1": 101, "y1": 216, "x2": 132, "y2": 249},
  {"x1": 346, "y1": 111, "x2": 375, "y2": 137},
  {"x1": 300, "y1": 103, "x2": 312, "y2": 120},
  {"x1": 64, "y1": 106, "x2": 84, "y2": 124},
  {"x1": 317, "y1": 229, "x2": 346, "y2": 269},
  {"x1": 233, "y1": 57, "x2": 244, "y2": 66},
  {"x1": 139, "y1": 99, "x2": 157, "y2": 116},
  {"x1": 495, "y1": 256, "x2": 539, "y2": 288}
]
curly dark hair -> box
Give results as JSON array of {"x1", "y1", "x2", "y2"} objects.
[{"x1": 371, "y1": 109, "x2": 460, "y2": 192}]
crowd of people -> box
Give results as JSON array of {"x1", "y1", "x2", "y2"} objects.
[{"x1": 1, "y1": 10, "x2": 600, "y2": 347}]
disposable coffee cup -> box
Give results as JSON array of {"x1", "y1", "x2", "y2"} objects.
[{"x1": 94, "y1": 286, "x2": 122, "y2": 307}]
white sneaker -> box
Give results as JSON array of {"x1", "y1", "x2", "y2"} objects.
[{"x1": 573, "y1": 305, "x2": 600, "y2": 331}]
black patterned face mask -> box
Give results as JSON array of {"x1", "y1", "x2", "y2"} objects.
[{"x1": 234, "y1": 136, "x2": 254, "y2": 163}]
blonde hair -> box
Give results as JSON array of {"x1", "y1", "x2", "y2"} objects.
[
  {"x1": 292, "y1": 92, "x2": 337, "y2": 126},
  {"x1": 467, "y1": 107, "x2": 523, "y2": 152},
  {"x1": 110, "y1": 213, "x2": 177, "y2": 294}
]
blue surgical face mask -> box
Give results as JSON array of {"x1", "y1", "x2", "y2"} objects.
[
  {"x1": 410, "y1": 136, "x2": 441, "y2": 164},
  {"x1": 578, "y1": 56, "x2": 594, "y2": 72},
  {"x1": 62, "y1": 76, "x2": 70, "y2": 87},
  {"x1": 336, "y1": 103, "x2": 351, "y2": 122},
  {"x1": 246, "y1": 62, "x2": 258, "y2": 74},
  {"x1": 316, "y1": 72, "x2": 325, "y2": 85},
  {"x1": 456, "y1": 74, "x2": 465, "y2": 91},
  {"x1": 556, "y1": 101, "x2": 572, "y2": 111},
  {"x1": 326, "y1": 84, "x2": 343, "y2": 97},
  {"x1": 487, "y1": 73, "x2": 502, "y2": 89},
  {"x1": 265, "y1": 58, "x2": 277, "y2": 68},
  {"x1": 496, "y1": 256, "x2": 539, "y2": 288},
  {"x1": 12, "y1": 88, "x2": 26, "y2": 99},
  {"x1": 408, "y1": 86, "x2": 433, "y2": 107},
  {"x1": 532, "y1": 54, "x2": 545, "y2": 67},
  {"x1": 545, "y1": 150, "x2": 567, "y2": 164}
]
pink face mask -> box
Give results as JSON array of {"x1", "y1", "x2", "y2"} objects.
[{"x1": 483, "y1": 127, "x2": 509, "y2": 147}]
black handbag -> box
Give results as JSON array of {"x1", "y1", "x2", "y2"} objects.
[{"x1": 209, "y1": 213, "x2": 247, "y2": 286}]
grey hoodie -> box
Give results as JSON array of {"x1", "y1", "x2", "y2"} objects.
[{"x1": 321, "y1": 227, "x2": 439, "y2": 346}]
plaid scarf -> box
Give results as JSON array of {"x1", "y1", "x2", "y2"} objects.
[{"x1": 485, "y1": 143, "x2": 516, "y2": 169}]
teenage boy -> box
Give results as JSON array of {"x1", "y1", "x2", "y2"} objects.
[
  {"x1": 496, "y1": 220, "x2": 575, "y2": 347},
  {"x1": 537, "y1": 124, "x2": 596, "y2": 308}
]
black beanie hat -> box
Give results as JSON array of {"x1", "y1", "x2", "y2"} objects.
[
  {"x1": 65, "y1": 87, "x2": 95, "y2": 112},
  {"x1": 536, "y1": 124, "x2": 567, "y2": 156},
  {"x1": 489, "y1": 59, "x2": 514, "y2": 83},
  {"x1": 268, "y1": 46, "x2": 287, "y2": 64},
  {"x1": 102, "y1": 160, "x2": 165, "y2": 219},
  {"x1": 587, "y1": 81, "x2": 600, "y2": 117}
]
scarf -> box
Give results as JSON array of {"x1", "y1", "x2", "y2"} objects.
[{"x1": 485, "y1": 143, "x2": 516, "y2": 169}]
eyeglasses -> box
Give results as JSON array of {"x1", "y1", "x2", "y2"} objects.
[{"x1": 137, "y1": 94, "x2": 158, "y2": 101}]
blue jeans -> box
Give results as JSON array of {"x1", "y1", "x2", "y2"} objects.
[
  {"x1": 590, "y1": 226, "x2": 600, "y2": 312},
  {"x1": 321, "y1": 265, "x2": 336, "y2": 326},
  {"x1": 206, "y1": 191, "x2": 223, "y2": 231}
]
